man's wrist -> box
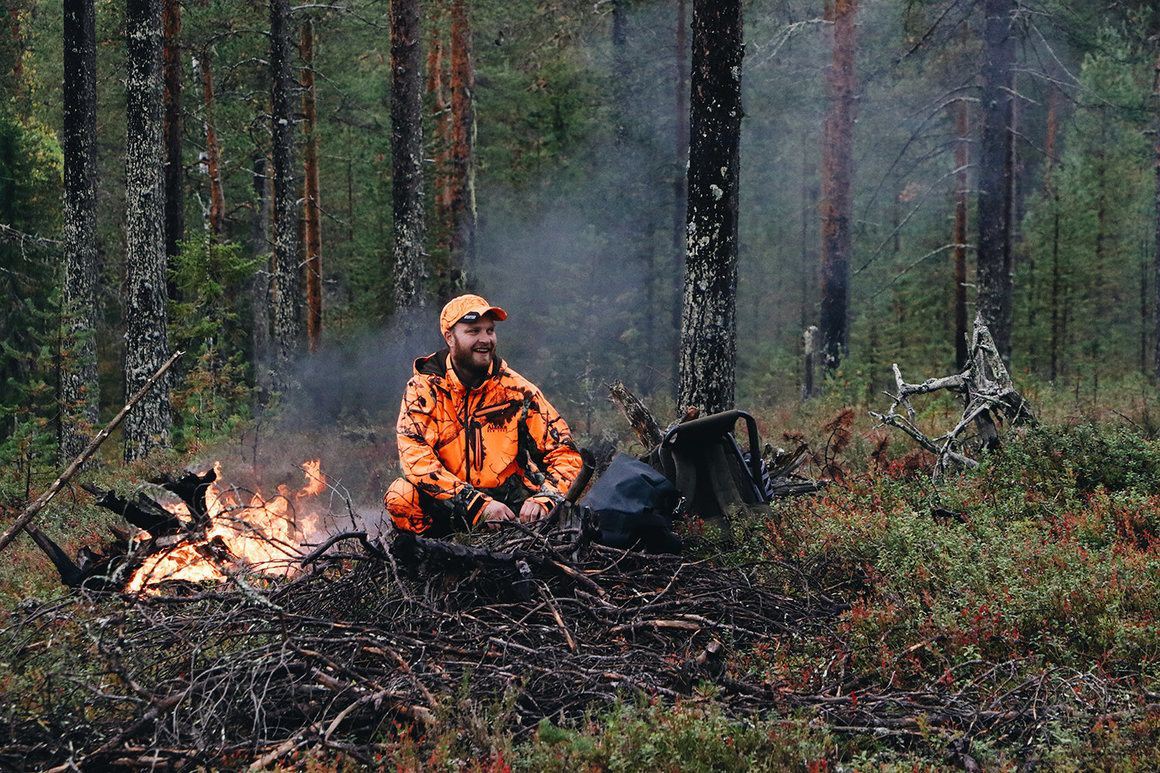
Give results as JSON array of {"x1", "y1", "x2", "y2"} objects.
[{"x1": 467, "y1": 491, "x2": 491, "y2": 524}]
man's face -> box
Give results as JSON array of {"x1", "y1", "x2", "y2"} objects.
[{"x1": 445, "y1": 317, "x2": 497, "y2": 374}]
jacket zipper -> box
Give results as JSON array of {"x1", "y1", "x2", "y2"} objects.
[{"x1": 462, "y1": 386, "x2": 473, "y2": 485}]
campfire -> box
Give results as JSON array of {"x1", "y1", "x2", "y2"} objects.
[{"x1": 28, "y1": 460, "x2": 338, "y2": 594}]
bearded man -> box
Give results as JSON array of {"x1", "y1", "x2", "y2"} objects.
[{"x1": 384, "y1": 294, "x2": 584, "y2": 535}]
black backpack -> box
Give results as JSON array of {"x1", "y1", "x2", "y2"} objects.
[{"x1": 580, "y1": 454, "x2": 682, "y2": 553}]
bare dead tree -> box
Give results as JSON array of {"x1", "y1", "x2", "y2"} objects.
[{"x1": 873, "y1": 315, "x2": 1035, "y2": 477}]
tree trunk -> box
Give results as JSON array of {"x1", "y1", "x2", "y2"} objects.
[
  {"x1": 1049, "y1": 196, "x2": 1061, "y2": 381},
  {"x1": 1153, "y1": 49, "x2": 1160, "y2": 381},
  {"x1": 952, "y1": 97, "x2": 969, "y2": 369},
  {"x1": 445, "y1": 0, "x2": 475, "y2": 299},
  {"x1": 162, "y1": 0, "x2": 183, "y2": 259},
  {"x1": 250, "y1": 153, "x2": 272, "y2": 395},
  {"x1": 670, "y1": 0, "x2": 688, "y2": 394},
  {"x1": 391, "y1": 0, "x2": 428, "y2": 312},
  {"x1": 678, "y1": 0, "x2": 742, "y2": 415},
  {"x1": 426, "y1": 0, "x2": 450, "y2": 230},
  {"x1": 269, "y1": 0, "x2": 303, "y2": 380},
  {"x1": 301, "y1": 18, "x2": 322, "y2": 352},
  {"x1": 123, "y1": 0, "x2": 172, "y2": 460},
  {"x1": 818, "y1": 0, "x2": 858, "y2": 372},
  {"x1": 60, "y1": 0, "x2": 100, "y2": 462},
  {"x1": 199, "y1": 47, "x2": 225, "y2": 238},
  {"x1": 1045, "y1": 82, "x2": 1061, "y2": 381},
  {"x1": 975, "y1": 0, "x2": 1016, "y2": 363}
]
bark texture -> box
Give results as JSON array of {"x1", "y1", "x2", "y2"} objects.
[
  {"x1": 1153, "y1": 49, "x2": 1160, "y2": 381},
  {"x1": 671, "y1": 0, "x2": 689, "y2": 389},
  {"x1": 250, "y1": 154, "x2": 273, "y2": 395},
  {"x1": 678, "y1": 0, "x2": 742, "y2": 415},
  {"x1": 818, "y1": 0, "x2": 858, "y2": 372},
  {"x1": 123, "y1": 0, "x2": 172, "y2": 460},
  {"x1": 952, "y1": 98, "x2": 970, "y2": 369},
  {"x1": 162, "y1": 0, "x2": 183, "y2": 259},
  {"x1": 269, "y1": 0, "x2": 303, "y2": 379},
  {"x1": 301, "y1": 19, "x2": 323, "y2": 351},
  {"x1": 60, "y1": 0, "x2": 100, "y2": 461},
  {"x1": 975, "y1": 0, "x2": 1017, "y2": 363},
  {"x1": 445, "y1": 0, "x2": 476, "y2": 298},
  {"x1": 391, "y1": 0, "x2": 428, "y2": 312}
]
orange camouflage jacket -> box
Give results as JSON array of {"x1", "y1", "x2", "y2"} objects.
[{"x1": 395, "y1": 350, "x2": 583, "y2": 526}]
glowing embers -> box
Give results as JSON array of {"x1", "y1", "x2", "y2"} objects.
[{"x1": 125, "y1": 460, "x2": 327, "y2": 593}]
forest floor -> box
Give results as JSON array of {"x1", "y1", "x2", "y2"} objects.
[{"x1": 0, "y1": 378, "x2": 1157, "y2": 770}]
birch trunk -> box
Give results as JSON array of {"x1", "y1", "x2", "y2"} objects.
[
  {"x1": 390, "y1": 0, "x2": 427, "y2": 312},
  {"x1": 678, "y1": 0, "x2": 742, "y2": 415},
  {"x1": 60, "y1": 0, "x2": 100, "y2": 461},
  {"x1": 123, "y1": 0, "x2": 172, "y2": 460}
]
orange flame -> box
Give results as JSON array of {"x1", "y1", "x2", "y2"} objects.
[{"x1": 127, "y1": 460, "x2": 331, "y2": 594}]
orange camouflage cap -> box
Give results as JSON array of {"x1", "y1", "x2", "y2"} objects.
[{"x1": 439, "y1": 294, "x2": 508, "y2": 336}]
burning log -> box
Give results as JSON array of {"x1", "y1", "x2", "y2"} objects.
[
  {"x1": 25, "y1": 459, "x2": 337, "y2": 595},
  {"x1": 150, "y1": 467, "x2": 216, "y2": 525},
  {"x1": 82, "y1": 483, "x2": 186, "y2": 536}
]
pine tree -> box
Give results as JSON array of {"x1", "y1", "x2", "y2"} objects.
[
  {"x1": 678, "y1": 0, "x2": 743, "y2": 414},
  {"x1": 819, "y1": 0, "x2": 859, "y2": 372},
  {"x1": 60, "y1": 0, "x2": 100, "y2": 461},
  {"x1": 975, "y1": 0, "x2": 1017, "y2": 363},
  {"x1": 123, "y1": 0, "x2": 172, "y2": 460},
  {"x1": 391, "y1": 0, "x2": 427, "y2": 312},
  {"x1": 268, "y1": 0, "x2": 303, "y2": 381}
]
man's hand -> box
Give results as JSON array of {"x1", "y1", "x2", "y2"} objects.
[
  {"x1": 481, "y1": 499, "x2": 516, "y2": 527},
  {"x1": 518, "y1": 499, "x2": 548, "y2": 523}
]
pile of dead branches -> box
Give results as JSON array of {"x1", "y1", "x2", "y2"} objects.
[{"x1": 0, "y1": 515, "x2": 1139, "y2": 770}]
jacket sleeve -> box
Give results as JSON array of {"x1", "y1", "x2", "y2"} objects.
[
  {"x1": 397, "y1": 379, "x2": 489, "y2": 524},
  {"x1": 523, "y1": 388, "x2": 583, "y2": 508}
]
